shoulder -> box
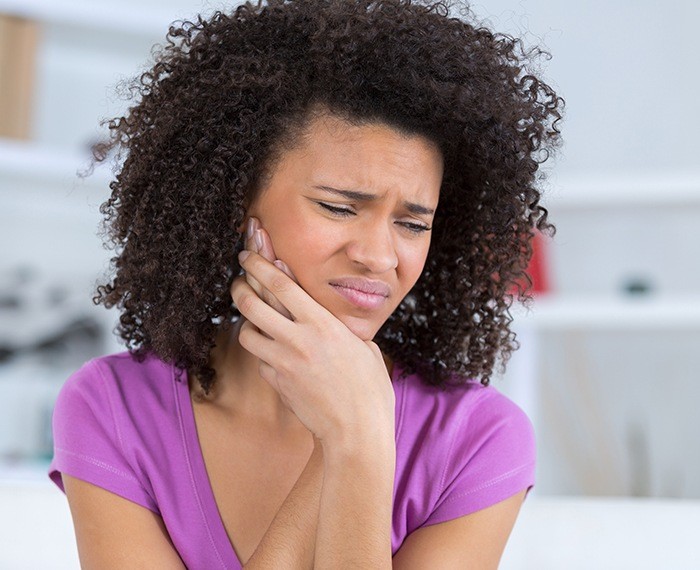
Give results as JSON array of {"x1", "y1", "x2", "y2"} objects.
[
  {"x1": 395, "y1": 363, "x2": 534, "y2": 457},
  {"x1": 49, "y1": 351, "x2": 182, "y2": 512},
  {"x1": 64, "y1": 350, "x2": 174, "y2": 387},
  {"x1": 392, "y1": 363, "x2": 535, "y2": 530},
  {"x1": 52, "y1": 350, "x2": 181, "y2": 462},
  {"x1": 57, "y1": 351, "x2": 176, "y2": 410}
]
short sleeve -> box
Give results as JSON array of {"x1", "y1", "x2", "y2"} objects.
[
  {"x1": 48, "y1": 359, "x2": 159, "y2": 514},
  {"x1": 423, "y1": 389, "x2": 536, "y2": 527}
]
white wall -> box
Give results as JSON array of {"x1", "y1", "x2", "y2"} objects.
[{"x1": 470, "y1": 0, "x2": 700, "y2": 179}]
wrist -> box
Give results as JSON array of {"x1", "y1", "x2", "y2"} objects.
[{"x1": 320, "y1": 427, "x2": 395, "y2": 467}]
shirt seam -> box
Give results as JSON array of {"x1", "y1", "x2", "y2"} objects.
[
  {"x1": 92, "y1": 360, "x2": 128, "y2": 457},
  {"x1": 439, "y1": 460, "x2": 535, "y2": 504},
  {"x1": 92, "y1": 358, "x2": 159, "y2": 508},
  {"x1": 172, "y1": 364, "x2": 229, "y2": 570},
  {"x1": 55, "y1": 446, "x2": 140, "y2": 483}
]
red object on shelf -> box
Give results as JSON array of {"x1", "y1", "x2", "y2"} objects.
[
  {"x1": 508, "y1": 230, "x2": 551, "y2": 296},
  {"x1": 528, "y1": 231, "x2": 550, "y2": 295}
]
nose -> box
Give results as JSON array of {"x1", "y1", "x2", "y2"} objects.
[{"x1": 345, "y1": 219, "x2": 399, "y2": 273}]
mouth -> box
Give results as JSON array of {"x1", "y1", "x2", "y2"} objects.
[{"x1": 330, "y1": 284, "x2": 389, "y2": 310}]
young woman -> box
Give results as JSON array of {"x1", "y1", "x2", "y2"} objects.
[{"x1": 48, "y1": 0, "x2": 562, "y2": 567}]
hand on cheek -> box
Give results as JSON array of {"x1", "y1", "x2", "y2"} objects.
[
  {"x1": 240, "y1": 217, "x2": 296, "y2": 324},
  {"x1": 231, "y1": 246, "x2": 395, "y2": 444}
]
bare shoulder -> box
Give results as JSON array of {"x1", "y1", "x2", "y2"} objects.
[
  {"x1": 392, "y1": 489, "x2": 527, "y2": 570},
  {"x1": 62, "y1": 474, "x2": 186, "y2": 569}
]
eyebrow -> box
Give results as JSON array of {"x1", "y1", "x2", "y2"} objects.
[{"x1": 313, "y1": 185, "x2": 436, "y2": 216}]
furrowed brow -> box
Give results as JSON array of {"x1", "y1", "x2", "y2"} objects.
[{"x1": 313, "y1": 185, "x2": 435, "y2": 216}]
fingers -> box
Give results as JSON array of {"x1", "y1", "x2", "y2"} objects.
[
  {"x1": 237, "y1": 317, "x2": 286, "y2": 379},
  {"x1": 254, "y1": 221, "x2": 276, "y2": 262},
  {"x1": 231, "y1": 271, "x2": 296, "y2": 342},
  {"x1": 237, "y1": 249, "x2": 326, "y2": 325},
  {"x1": 243, "y1": 218, "x2": 295, "y2": 320},
  {"x1": 243, "y1": 218, "x2": 266, "y2": 300}
]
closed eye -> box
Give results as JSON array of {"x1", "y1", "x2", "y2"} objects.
[
  {"x1": 317, "y1": 202, "x2": 354, "y2": 217},
  {"x1": 316, "y1": 202, "x2": 431, "y2": 235},
  {"x1": 401, "y1": 221, "x2": 431, "y2": 234}
]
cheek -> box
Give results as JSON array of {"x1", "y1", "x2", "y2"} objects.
[
  {"x1": 266, "y1": 217, "x2": 335, "y2": 273},
  {"x1": 399, "y1": 243, "x2": 431, "y2": 284}
]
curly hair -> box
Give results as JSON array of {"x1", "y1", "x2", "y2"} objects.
[{"x1": 92, "y1": 0, "x2": 563, "y2": 394}]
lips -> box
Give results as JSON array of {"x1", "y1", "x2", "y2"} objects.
[
  {"x1": 329, "y1": 277, "x2": 391, "y2": 311},
  {"x1": 329, "y1": 277, "x2": 391, "y2": 297}
]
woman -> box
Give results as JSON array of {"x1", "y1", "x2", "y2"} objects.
[{"x1": 48, "y1": 0, "x2": 562, "y2": 567}]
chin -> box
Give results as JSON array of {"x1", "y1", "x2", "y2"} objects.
[
  {"x1": 338, "y1": 315, "x2": 383, "y2": 342},
  {"x1": 309, "y1": 284, "x2": 390, "y2": 341}
]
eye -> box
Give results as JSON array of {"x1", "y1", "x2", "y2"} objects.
[
  {"x1": 400, "y1": 221, "x2": 431, "y2": 234},
  {"x1": 317, "y1": 202, "x2": 355, "y2": 217},
  {"x1": 316, "y1": 201, "x2": 431, "y2": 235}
]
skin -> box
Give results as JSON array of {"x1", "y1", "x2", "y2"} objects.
[{"x1": 204, "y1": 112, "x2": 443, "y2": 438}]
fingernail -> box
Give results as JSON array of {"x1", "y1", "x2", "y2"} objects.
[
  {"x1": 246, "y1": 218, "x2": 255, "y2": 239},
  {"x1": 254, "y1": 229, "x2": 264, "y2": 252},
  {"x1": 238, "y1": 250, "x2": 251, "y2": 263},
  {"x1": 273, "y1": 259, "x2": 290, "y2": 275}
]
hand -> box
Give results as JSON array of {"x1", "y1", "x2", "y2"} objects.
[
  {"x1": 242, "y1": 217, "x2": 296, "y2": 322},
  {"x1": 231, "y1": 250, "x2": 396, "y2": 450}
]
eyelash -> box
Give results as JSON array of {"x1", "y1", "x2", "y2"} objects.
[{"x1": 317, "y1": 202, "x2": 431, "y2": 234}]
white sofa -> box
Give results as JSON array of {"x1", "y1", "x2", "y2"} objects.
[{"x1": 2, "y1": 479, "x2": 699, "y2": 569}]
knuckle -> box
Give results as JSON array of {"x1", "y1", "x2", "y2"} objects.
[
  {"x1": 238, "y1": 293, "x2": 256, "y2": 314},
  {"x1": 325, "y1": 321, "x2": 345, "y2": 342},
  {"x1": 269, "y1": 273, "x2": 289, "y2": 295}
]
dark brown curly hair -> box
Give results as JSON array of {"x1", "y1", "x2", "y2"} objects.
[{"x1": 91, "y1": 0, "x2": 562, "y2": 394}]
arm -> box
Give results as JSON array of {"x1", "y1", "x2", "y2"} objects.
[
  {"x1": 244, "y1": 436, "x2": 324, "y2": 569},
  {"x1": 64, "y1": 438, "x2": 325, "y2": 570},
  {"x1": 62, "y1": 474, "x2": 187, "y2": 569},
  {"x1": 314, "y1": 434, "x2": 396, "y2": 570},
  {"x1": 391, "y1": 489, "x2": 528, "y2": 569},
  {"x1": 240, "y1": 220, "x2": 324, "y2": 568}
]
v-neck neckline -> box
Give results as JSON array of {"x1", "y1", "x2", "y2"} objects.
[
  {"x1": 175, "y1": 360, "x2": 403, "y2": 569},
  {"x1": 176, "y1": 366, "x2": 243, "y2": 569}
]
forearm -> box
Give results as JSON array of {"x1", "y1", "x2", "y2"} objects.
[
  {"x1": 244, "y1": 438, "x2": 324, "y2": 569},
  {"x1": 314, "y1": 435, "x2": 396, "y2": 570}
]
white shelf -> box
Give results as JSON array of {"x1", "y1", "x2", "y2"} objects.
[
  {"x1": 545, "y1": 173, "x2": 700, "y2": 210},
  {"x1": 513, "y1": 294, "x2": 700, "y2": 330},
  {"x1": 0, "y1": 138, "x2": 112, "y2": 186}
]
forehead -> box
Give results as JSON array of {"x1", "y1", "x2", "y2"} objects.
[{"x1": 283, "y1": 113, "x2": 443, "y2": 204}]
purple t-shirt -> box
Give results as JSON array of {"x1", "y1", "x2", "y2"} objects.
[{"x1": 48, "y1": 351, "x2": 535, "y2": 568}]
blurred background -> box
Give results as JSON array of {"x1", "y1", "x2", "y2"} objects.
[{"x1": 0, "y1": 0, "x2": 698, "y2": 567}]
